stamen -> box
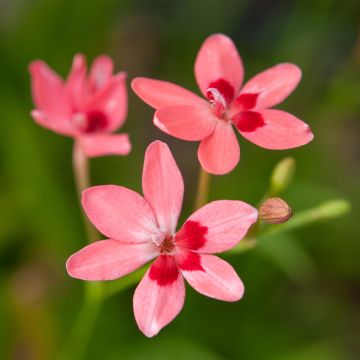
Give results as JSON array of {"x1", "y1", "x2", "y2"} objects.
[
  {"x1": 153, "y1": 233, "x2": 177, "y2": 254},
  {"x1": 160, "y1": 236, "x2": 176, "y2": 254},
  {"x1": 206, "y1": 88, "x2": 226, "y2": 118}
]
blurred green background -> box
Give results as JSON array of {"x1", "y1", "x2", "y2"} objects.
[{"x1": 0, "y1": 0, "x2": 359, "y2": 359}]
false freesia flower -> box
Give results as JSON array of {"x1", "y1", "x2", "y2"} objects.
[
  {"x1": 29, "y1": 54, "x2": 131, "y2": 157},
  {"x1": 66, "y1": 140, "x2": 258, "y2": 337},
  {"x1": 132, "y1": 34, "x2": 313, "y2": 174}
]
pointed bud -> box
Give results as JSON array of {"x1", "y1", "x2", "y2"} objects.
[
  {"x1": 259, "y1": 197, "x2": 292, "y2": 224},
  {"x1": 270, "y1": 157, "x2": 296, "y2": 195},
  {"x1": 318, "y1": 200, "x2": 351, "y2": 219}
]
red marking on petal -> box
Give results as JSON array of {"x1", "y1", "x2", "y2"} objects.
[
  {"x1": 233, "y1": 93, "x2": 259, "y2": 110},
  {"x1": 207, "y1": 78, "x2": 235, "y2": 105},
  {"x1": 84, "y1": 110, "x2": 108, "y2": 133},
  {"x1": 233, "y1": 111, "x2": 265, "y2": 132},
  {"x1": 175, "y1": 220, "x2": 208, "y2": 251},
  {"x1": 149, "y1": 255, "x2": 179, "y2": 286},
  {"x1": 177, "y1": 251, "x2": 204, "y2": 272}
]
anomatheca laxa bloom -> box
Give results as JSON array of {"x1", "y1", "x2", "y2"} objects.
[
  {"x1": 29, "y1": 54, "x2": 130, "y2": 157},
  {"x1": 132, "y1": 33, "x2": 313, "y2": 175},
  {"x1": 66, "y1": 141, "x2": 258, "y2": 337}
]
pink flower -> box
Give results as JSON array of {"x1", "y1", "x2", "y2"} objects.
[
  {"x1": 29, "y1": 54, "x2": 131, "y2": 157},
  {"x1": 66, "y1": 140, "x2": 258, "y2": 337},
  {"x1": 132, "y1": 34, "x2": 314, "y2": 175}
]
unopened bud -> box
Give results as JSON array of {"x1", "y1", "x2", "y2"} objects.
[
  {"x1": 318, "y1": 200, "x2": 350, "y2": 219},
  {"x1": 270, "y1": 157, "x2": 296, "y2": 195},
  {"x1": 259, "y1": 197, "x2": 292, "y2": 224}
]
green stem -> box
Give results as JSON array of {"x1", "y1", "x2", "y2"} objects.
[
  {"x1": 72, "y1": 141, "x2": 98, "y2": 244},
  {"x1": 194, "y1": 167, "x2": 211, "y2": 210},
  {"x1": 260, "y1": 199, "x2": 350, "y2": 237},
  {"x1": 57, "y1": 282, "x2": 102, "y2": 360},
  {"x1": 229, "y1": 199, "x2": 350, "y2": 254},
  {"x1": 58, "y1": 142, "x2": 103, "y2": 359}
]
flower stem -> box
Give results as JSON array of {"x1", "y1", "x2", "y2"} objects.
[
  {"x1": 57, "y1": 282, "x2": 102, "y2": 360},
  {"x1": 72, "y1": 141, "x2": 98, "y2": 244},
  {"x1": 58, "y1": 142, "x2": 103, "y2": 359},
  {"x1": 229, "y1": 199, "x2": 350, "y2": 254},
  {"x1": 194, "y1": 167, "x2": 211, "y2": 210}
]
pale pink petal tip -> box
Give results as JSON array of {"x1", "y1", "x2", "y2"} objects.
[
  {"x1": 89, "y1": 72, "x2": 128, "y2": 132},
  {"x1": 66, "y1": 240, "x2": 156, "y2": 281},
  {"x1": 131, "y1": 77, "x2": 203, "y2": 110},
  {"x1": 80, "y1": 133, "x2": 131, "y2": 158},
  {"x1": 30, "y1": 109, "x2": 75, "y2": 136},
  {"x1": 179, "y1": 200, "x2": 258, "y2": 253},
  {"x1": 72, "y1": 53, "x2": 87, "y2": 69},
  {"x1": 238, "y1": 62, "x2": 302, "y2": 109},
  {"x1": 236, "y1": 109, "x2": 314, "y2": 150},
  {"x1": 198, "y1": 122, "x2": 240, "y2": 175},
  {"x1": 182, "y1": 255, "x2": 245, "y2": 301},
  {"x1": 195, "y1": 33, "x2": 244, "y2": 100},
  {"x1": 142, "y1": 141, "x2": 184, "y2": 235},
  {"x1": 89, "y1": 55, "x2": 114, "y2": 90},
  {"x1": 29, "y1": 60, "x2": 70, "y2": 117},
  {"x1": 133, "y1": 261, "x2": 185, "y2": 337}
]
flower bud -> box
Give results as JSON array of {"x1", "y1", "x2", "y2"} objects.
[
  {"x1": 270, "y1": 157, "x2": 296, "y2": 195},
  {"x1": 318, "y1": 200, "x2": 350, "y2": 219},
  {"x1": 259, "y1": 197, "x2": 292, "y2": 224}
]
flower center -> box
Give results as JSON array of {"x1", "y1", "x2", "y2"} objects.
[
  {"x1": 206, "y1": 87, "x2": 227, "y2": 118},
  {"x1": 159, "y1": 234, "x2": 176, "y2": 254},
  {"x1": 72, "y1": 110, "x2": 108, "y2": 133}
]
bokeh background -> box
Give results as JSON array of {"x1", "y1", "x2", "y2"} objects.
[{"x1": 1, "y1": 0, "x2": 359, "y2": 359}]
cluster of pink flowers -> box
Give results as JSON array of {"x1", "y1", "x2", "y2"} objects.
[{"x1": 29, "y1": 34, "x2": 313, "y2": 337}]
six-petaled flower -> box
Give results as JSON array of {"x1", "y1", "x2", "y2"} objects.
[
  {"x1": 66, "y1": 141, "x2": 258, "y2": 337},
  {"x1": 132, "y1": 33, "x2": 314, "y2": 175},
  {"x1": 29, "y1": 54, "x2": 131, "y2": 157}
]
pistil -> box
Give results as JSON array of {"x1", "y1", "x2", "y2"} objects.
[{"x1": 206, "y1": 88, "x2": 227, "y2": 118}]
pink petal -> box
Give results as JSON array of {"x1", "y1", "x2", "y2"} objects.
[
  {"x1": 235, "y1": 109, "x2": 314, "y2": 149},
  {"x1": 177, "y1": 200, "x2": 257, "y2": 253},
  {"x1": 198, "y1": 121, "x2": 240, "y2": 175},
  {"x1": 194, "y1": 34, "x2": 244, "y2": 102},
  {"x1": 89, "y1": 55, "x2": 114, "y2": 91},
  {"x1": 133, "y1": 256, "x2": 185, "y2": 337},
  {"x1": 66, "y1": 240, "x2": 157, "y2": 281},
  {"x1": 235, "y1": 63, "x2": 302, "y2": 110},
  {"x1": 131, "y1": 77, "x2": 204, "y2": 110},
  {"x1": 181, "y1": 254, "x2": 244, "y2": 301},
  {"x1": 82, "y1": 185, "x2": 158, "y2": 243},
  {"x1": 142, "y1": 141, "x2": 183, "y2": 235},
  {"x1": 29, "y1": 60, "x2": 70, "y2": 117},
  {"x1": 65, "y1": 54, "x2": 87, "y2": 111},
  {"x1": 155, "y1": 105, "x2": 217, "y2": 141},
  {"x1": 79, "y1": 133, "x2": 131, "y2": 158},
  {"x1": 31, "y1": 110, "x2": 75, "y2": 137},
  {"x1": 88, "y1": 72, "x2": 128, "y2": 132}
]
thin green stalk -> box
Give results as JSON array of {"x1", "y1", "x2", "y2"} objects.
[
  {"x1": 72, "y1": 141, "x2": 98, "y2": 244},
  {"x1": 229, "y1": 199, "x2": 350, "y2": 254},
  {"x1": 57, "y1": 282, "x2": 102, "y2": 360},
  {"x1": 260, "y1": 199, "x2": 350, "y2": 237},
  {"x1": 194, "y1": 167, "x2": 211, "y2": 210},
  {"x1": 58, "y1": 142, "x2": 103, "y2": 359}
]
